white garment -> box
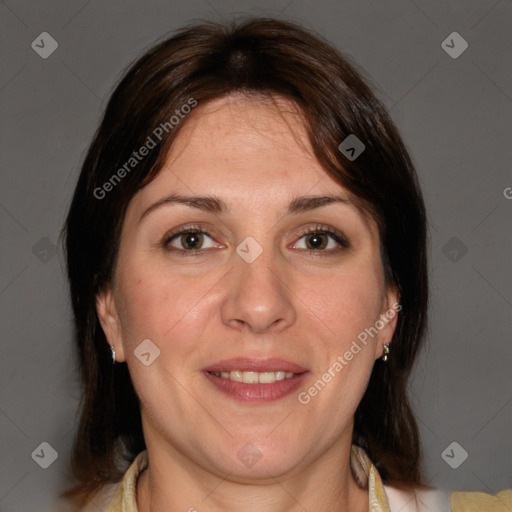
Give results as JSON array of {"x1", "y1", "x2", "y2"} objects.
[{"x1": 385, "y1": 484, "x2": 452, "y2": 512}]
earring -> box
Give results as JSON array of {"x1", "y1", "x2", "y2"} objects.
[
  {"x1": 382, "y1": 344, "x2": 390, "y2": 362},
  {"x1": 110, "y1": 345, "x2": 116, "y2": 363}
]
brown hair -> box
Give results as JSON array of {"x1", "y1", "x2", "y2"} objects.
[{"x1": 60, "y1": 17, "x2": 428, "y2": 507}]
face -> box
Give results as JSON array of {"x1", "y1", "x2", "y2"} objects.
[{"x1": 96, "y1": 94, "x2": 398, "y2": 480}]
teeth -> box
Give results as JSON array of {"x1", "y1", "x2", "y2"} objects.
[
  {"x1": 210, "y1": 370, "x2": 297, "y2": 383},
  {"x1": 259, "y1": 371, "x2": 275, "y2": 384},
  {"x1": 242, "y1": 371, "x2": 259, "y2": 383},
  {"x1": 230, "y1": 370, "x2": 243, "y2": 382}
]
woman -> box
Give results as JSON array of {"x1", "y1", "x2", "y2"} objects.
[{"x1": 60, "y1": 18, "x2": 511, "y2": 512}]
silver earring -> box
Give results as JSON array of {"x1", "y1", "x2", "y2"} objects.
[
  {"x1": 110, "y1": 345, "x2": 116, "y2": 363},
  {"x1": 382, "y1": 344, "x2": 390, "y2": 362}
]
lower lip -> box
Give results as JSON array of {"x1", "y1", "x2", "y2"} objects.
[{"x1": 203, "y1": 372, "x2": 308, "y2": 403}]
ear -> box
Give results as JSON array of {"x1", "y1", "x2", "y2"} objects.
[
  {"x1": 96, "y1": 286, "x2": 126, "y2": 362},
  {"x1": 374, "y1": 284, "x2": 400, "y2": 361}
]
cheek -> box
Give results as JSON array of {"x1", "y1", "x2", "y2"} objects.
[
  {"x1": 115, "y1": 261, "x2": 216, "y2": 354},
  {"x1": 114, "y1": 266, "x2": 208, "y2": 409},
  {"x1": 300, "y1": 268, "x2": 383, "y2": 344},
  {"x1": 295, "y1": 267, "x2": 382, "y2": 409}
]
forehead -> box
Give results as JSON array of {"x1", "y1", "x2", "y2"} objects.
[
  {"x1": 119, "y1": 93, "x2": 380, "y2": 246},
  {"x1": 134, "y1": 94, "x2": 350, "y2": 207},
  {"x1": 119, "y1": 94, "x2": 378, "y2": 243}
]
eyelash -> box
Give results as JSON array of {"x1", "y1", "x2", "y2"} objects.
[{"x1": 161, "y1": 223, "x2": 349, "y2": 257}]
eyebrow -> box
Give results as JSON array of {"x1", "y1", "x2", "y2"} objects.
[{"x1": 138, "y1": 193, "x2": 352, "y2": 224}]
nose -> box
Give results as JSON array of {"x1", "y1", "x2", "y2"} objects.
[{"x1": 220, "y1": 247, "x2": 297, "y2": 334}]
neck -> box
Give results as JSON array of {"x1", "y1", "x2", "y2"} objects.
[{"x1": 136, "y1": 440, "x2": 368, "y2": 512}]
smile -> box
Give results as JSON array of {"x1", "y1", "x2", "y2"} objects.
[
  {"x1": 202, "y1": 358, "x2": 309, "y2": 403},
  {"x1": 208, "y1": 370, "x2": 296, "y2": 383}
]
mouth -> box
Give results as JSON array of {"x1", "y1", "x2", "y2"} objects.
[
  {"x1": 201, "y1": 358, "x2": 309, "y2": 403},
  {"x1": 208, "y1": 370, "x2": 297, "y2": 383}
]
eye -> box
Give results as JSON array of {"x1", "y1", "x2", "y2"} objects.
[
  {"x1": 170, "y1": 231, "x2": 215, "y2": 250},
  {"x1": 161, "y1": 223, "x2": 348, "y2": 257},
  {"x1": 162, "y1": 224, "x2": 222, "y2": 255},
  {"x1": 292, "y1": 224, "x2": 349, "y2": 254}
]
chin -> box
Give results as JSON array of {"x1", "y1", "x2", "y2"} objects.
[{"x1": 205, "y1": 435, "x2": 308, "y2": 481}]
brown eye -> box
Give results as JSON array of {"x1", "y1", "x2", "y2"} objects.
[
  {"x1": 162, "y1": 225, "x2": 220, "y2": 256},
  {"x1": 304, "y1": 232, "x2": 329, "y2": 250},
  {"x1": 293, "y1": 225, "x2": 349, "y2": 254},
  {"x1": 178, "y1": 232, "x2": 204, "y2": 250}
]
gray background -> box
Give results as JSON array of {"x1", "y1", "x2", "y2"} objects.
[{"x1": 1, "y1": 0, "x2": 511, "y2": 511}]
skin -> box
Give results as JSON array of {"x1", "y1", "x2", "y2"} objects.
[{"x1": 96, "y1": 93, "x2": 398, "y2": 512}]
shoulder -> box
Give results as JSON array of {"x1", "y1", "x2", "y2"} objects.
[
  {"x1": 44, "y1": 451, "x2": 147, "y2": 512},
  {"x1": 384, "y1": 485, "x2": 512, "y2": 512},
  {"x1": 450, "y1": 489, "x2": 512, "y2": 511},
  {"x1": 384, "y1": 484, "x2": 451, "y2": 512}
]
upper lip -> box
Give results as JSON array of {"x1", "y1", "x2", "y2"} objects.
[{"x1": 201, "y1": 357, "x2": 308, "y2": 374}]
